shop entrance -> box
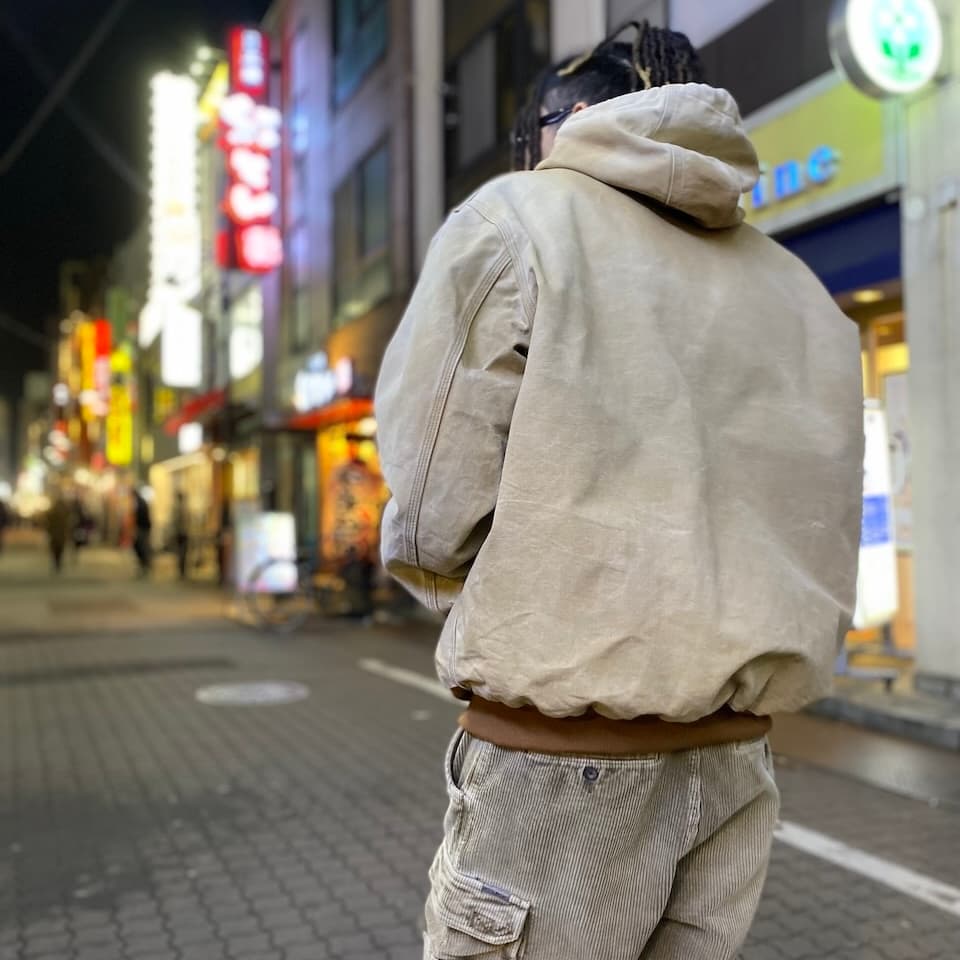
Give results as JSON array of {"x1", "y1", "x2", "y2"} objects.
[{"x1": 839, "y1": 280, "x2": 914, "y2": 665}]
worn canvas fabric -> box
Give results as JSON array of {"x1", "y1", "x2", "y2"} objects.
[{"x1": 376, "y1": 82, "x2": 864, "y2": 723}]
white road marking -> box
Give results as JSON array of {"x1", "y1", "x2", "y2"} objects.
[
  {"x1": 358, "y1": 658, "x2": 456, "y2": 703},
  {"x1": 359, "y1": 658, "x2": 960, "y2": 919},
  {"x1": 775, "y1": 820, "x2": 960, "y2": 918}
]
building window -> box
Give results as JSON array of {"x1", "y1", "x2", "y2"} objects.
[
  {"x1": 286, "y1": 23, "x2": 311, "y2": 351},
  {"x1": 333, "y1": 0, "x2": 389, "y2": 107},
  {"x1": 334, "y1": 142, "x2": 392, "y2": 328},
  {"x1": 445, "y1": 0, "x2": 550, "y2": 193},
  {"x1": 360, "y1": 145, "x2": 389, "y2": 255}
]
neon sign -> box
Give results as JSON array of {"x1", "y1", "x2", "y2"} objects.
[
  {"x1": 230, "y1": 27, "x2": 268, "y2": 97},
  {"x1": 829, "y1": 0, "x2": 943, "y2": 98},
  {"x1": 751, "y1": 145, "x2": 840, "y2": 211},
  {"x1": 219, "y1": 28, "x2": 283, "y2": 274},
  {"x1": 293, "y1": 353, "x2": 355, "y2": 412},
  {"x1": 140, "y1": 72, "x2": 201, "y2": 349}
]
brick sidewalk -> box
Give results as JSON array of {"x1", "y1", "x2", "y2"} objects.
[
  {"x1": 0, "y1": 538, "x2": 233, "y2": 637},
  {"x1": 1, "y1": 544, "x2": 958, "y2": 959}
]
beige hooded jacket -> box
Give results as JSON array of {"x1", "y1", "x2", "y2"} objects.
[{"x1": 376, "y1": 83, "x2": 863, "y2": 722}]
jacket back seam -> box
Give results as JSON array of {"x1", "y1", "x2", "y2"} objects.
[{"x1": 402, "y1": 249, "x2": 513, "y2": 567}]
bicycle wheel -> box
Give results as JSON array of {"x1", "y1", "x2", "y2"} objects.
[{"x1": 245, "y1": 556, "x2": 314, "y2": 633}]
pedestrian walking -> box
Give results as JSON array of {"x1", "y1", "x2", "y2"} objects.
[
  {"x1": 132, "y1": 489, "x2": 152, "y2": 578},
  {"x1": 70, "y1": 496, "x2": 92, "y2": 563},
  {"x1": 0, "y1": 497, "x2": 9, "y2": 554},
  {"x1": 216, "y1": 501, "x2": 232, "y2": 587},
  {"x1": 173, "y1": 491, "x2": 190, "y2": 580},
  {"x1": 375, "y1": 21, "x2": 864, "y2": 960},
  {"x1": 45, "y1": 492, "x2": 71, "y2": 575}
]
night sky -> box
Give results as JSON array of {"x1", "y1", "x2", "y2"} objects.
[{"x1": 0, "y1": 0, "x2": 270, "y2": 406}]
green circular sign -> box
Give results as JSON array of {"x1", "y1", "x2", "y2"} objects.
[{"x1": 830, "y1": 0, "x2": 944, "y2": 98}]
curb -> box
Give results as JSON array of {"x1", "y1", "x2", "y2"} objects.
[{"x1": 807, "y1": 697, "x2": 960, "y2": 752}]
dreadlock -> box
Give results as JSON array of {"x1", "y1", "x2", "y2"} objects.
[{"x1": 511, "y1": 20, "x2": 703, "y2": 171}]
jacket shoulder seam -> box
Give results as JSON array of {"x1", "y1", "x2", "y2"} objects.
[
  {"x1": 464, "y1": 199, "x2": 535, "y2": 328},
  {"x1": 402, "y1": 249, "x2": 513, "y2": 567}
]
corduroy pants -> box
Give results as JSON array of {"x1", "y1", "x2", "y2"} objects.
[{"x1": 423, "y1": 729, "x2": 779, "y2": 959}]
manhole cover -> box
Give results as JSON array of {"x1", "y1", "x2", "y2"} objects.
[{"x1": 195, "y1": 682, "x2": 310, "y2": 706}]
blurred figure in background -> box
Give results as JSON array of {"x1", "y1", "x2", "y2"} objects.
[
  {"x1": 0, "y1": 496, "x2": 9, "y2": 554},
  {"x1": 132, "y1": 489, "x2": 152, "y2": 578},
  {"x1": 70, "y1": 494, "x2": 92, "y2": 563},
  {"x1": 172, "y1": 490, "x2": 189, "y2": 581},
  {"x1": 46, "y1": 491, "x2": 71, "y2": 574},
  {"x1": 216, "y1": 501, "x2": 232, "y2": 587}
]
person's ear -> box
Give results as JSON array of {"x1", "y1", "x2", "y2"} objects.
[{"x1": 571, "y1": 101, "x2": 590, "y2": 115}]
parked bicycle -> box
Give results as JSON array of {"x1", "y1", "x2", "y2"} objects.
[{"x1": 244, "y1": 552, "x2": 349, "y2": 632}]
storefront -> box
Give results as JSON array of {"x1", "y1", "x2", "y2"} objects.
[
  {"x1": 280, "y1": 349, "x2": 388, "y2": 572},
  {"x1": 148, "y1": 450, "x2": 216, "y2": 553},
  {"x1": 317, "y1": 415, "x2": 385, "y2": 571},
  {"x1": 743, "y1": 71, "x2": 913, "y2": 656}
]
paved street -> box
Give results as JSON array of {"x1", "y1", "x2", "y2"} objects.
[{"x1": 0, "y1": 536, "x2": 958, "y2": 960}]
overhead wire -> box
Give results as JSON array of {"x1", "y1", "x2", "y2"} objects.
[
  {"x1": 0, "y1": 0, "x2": 134, "y2": 176},
  {"x1": 0, "y1": 313, "x2": 54, "y2": 350},
  {"x1": 0, "y1": 9, "x2": 146, "y2": 194}
]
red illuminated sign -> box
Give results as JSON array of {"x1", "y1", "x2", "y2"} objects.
[
  {"x1": 94, "y1": 319, "x2": 112, "y2": 404},
  {"x1": 219, "y1": 27, "x2": 283, "y2": 274},
  {"x1": 229, "y1": 27, "x2": 268, "y2": 98}
]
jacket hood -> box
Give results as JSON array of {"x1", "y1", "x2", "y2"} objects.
[{"x1": 537, "y1": 83, "x2": 759, "y2": 229}]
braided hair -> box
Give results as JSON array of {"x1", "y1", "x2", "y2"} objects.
[{"x1": 511, "y1": 20, "x2": 703, "y2": 171}]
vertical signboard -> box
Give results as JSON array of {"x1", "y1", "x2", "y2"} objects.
[
  {"x1": 853, "y1": 400, "x2": 899, "y2": 628},
  {"x1": 94, "y1": 319, "x2": 112, "y2": 406},
  {"x1": 161, "y1": 305, "x2": 204, "y2": 388},
  {"x1": 140, "y1": 71, "x2": 203, "y2": 390},
  {"x1": 218, "y1": 27, "x2": 283, "y2": 274}
]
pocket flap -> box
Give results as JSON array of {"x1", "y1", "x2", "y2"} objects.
[{"x1": 430, "y1": 851, "x2": 530, "y2": 953}]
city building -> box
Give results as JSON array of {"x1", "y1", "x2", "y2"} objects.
[
  {"x1": 305, "y1": 0, "x2": 960, "y2": 693},
  {"x1": 257, "y1": 0, "x2": 678, "y2": 577},
  {"x1": 259, "y1": 0, "x2": 412, "y2": 576},
  {"x1": 13, "y1": 370, "x2": 54, "y2": 521},
  {"x1": 681, "y1": 0, "x2": 958, "y2": 698},
  {"x1": 83, "y1": 0, "x2": 958, "y2": 693},
  {"x1": 0, "y1": 396, "x2": 12, "y2": 491}
]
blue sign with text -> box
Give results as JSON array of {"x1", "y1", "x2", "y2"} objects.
[{"x1": 861, "y1": 494, "x2": 892, "y2": 548}]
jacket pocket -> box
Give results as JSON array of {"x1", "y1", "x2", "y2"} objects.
[{"x1": 426, "y1": 847, "x2": 530, "y2": 958}]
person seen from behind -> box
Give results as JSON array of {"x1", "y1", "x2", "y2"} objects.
[
  {"x1": 0, "y1": 496, "x2": 9, "y2": 554},
  {"x1": 46, "y1": 490, "x2": 71, "y2": 575},
  {"x1": 375, "y1": 20, "x2": 863, "y2": 960},
  {"x1": 70, "y1": 494, "x2": 92, "y2": 562},
  {"x1": 132, "y1": 489, "x2": 152, "y2": 579},
  {"x1": 173, "y1": 490, "x2": 190, "y2": 581}
]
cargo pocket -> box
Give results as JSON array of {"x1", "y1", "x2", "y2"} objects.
[{"x1": 425, "y1": 848, "x2": 530, "y2": 959}]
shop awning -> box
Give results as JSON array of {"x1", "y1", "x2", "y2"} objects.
[
  {"x1": 163, "y1": 388, "x2": 228, "y2": 436},
  {"x1": 778, "y1": 200, "x2": 901, "y2": 296},
  {"x1": 281, "y1": 397, "x2": 373, "y2": 432}
]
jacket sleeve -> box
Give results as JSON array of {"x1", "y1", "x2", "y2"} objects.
[{"x1": 375, "y1": 201, "x2": 534, "y2": 612}]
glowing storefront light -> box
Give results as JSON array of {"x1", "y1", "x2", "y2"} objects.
[
  {"x1": 830, "y1": 0, "x2": 944, "y2": 98},
  {"x1": 218, "y1": 28, "x2": 283, "y2": 275},
  {"x1": 293, "y1": 353, "x2": 355, "y2": 413},
  {"x1": 854, "y1": 401, "x2": 899, "y2": 627},
  {"x1": 229, "y1": 285, "x2": 264, "y2": 380},
  {"x1": 178, "y1": 422, "x2": 204, "y2": 455},
  {"x1": 161, "y1": 304, "x2": 204, "y2": 389},
  {"x1": 141, "y1": 72, "x2": 203, "y2": 391}
]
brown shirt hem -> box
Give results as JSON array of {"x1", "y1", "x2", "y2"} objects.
[{"x1": 459, "y1": 695, "x2": 772, "y2": 757}]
